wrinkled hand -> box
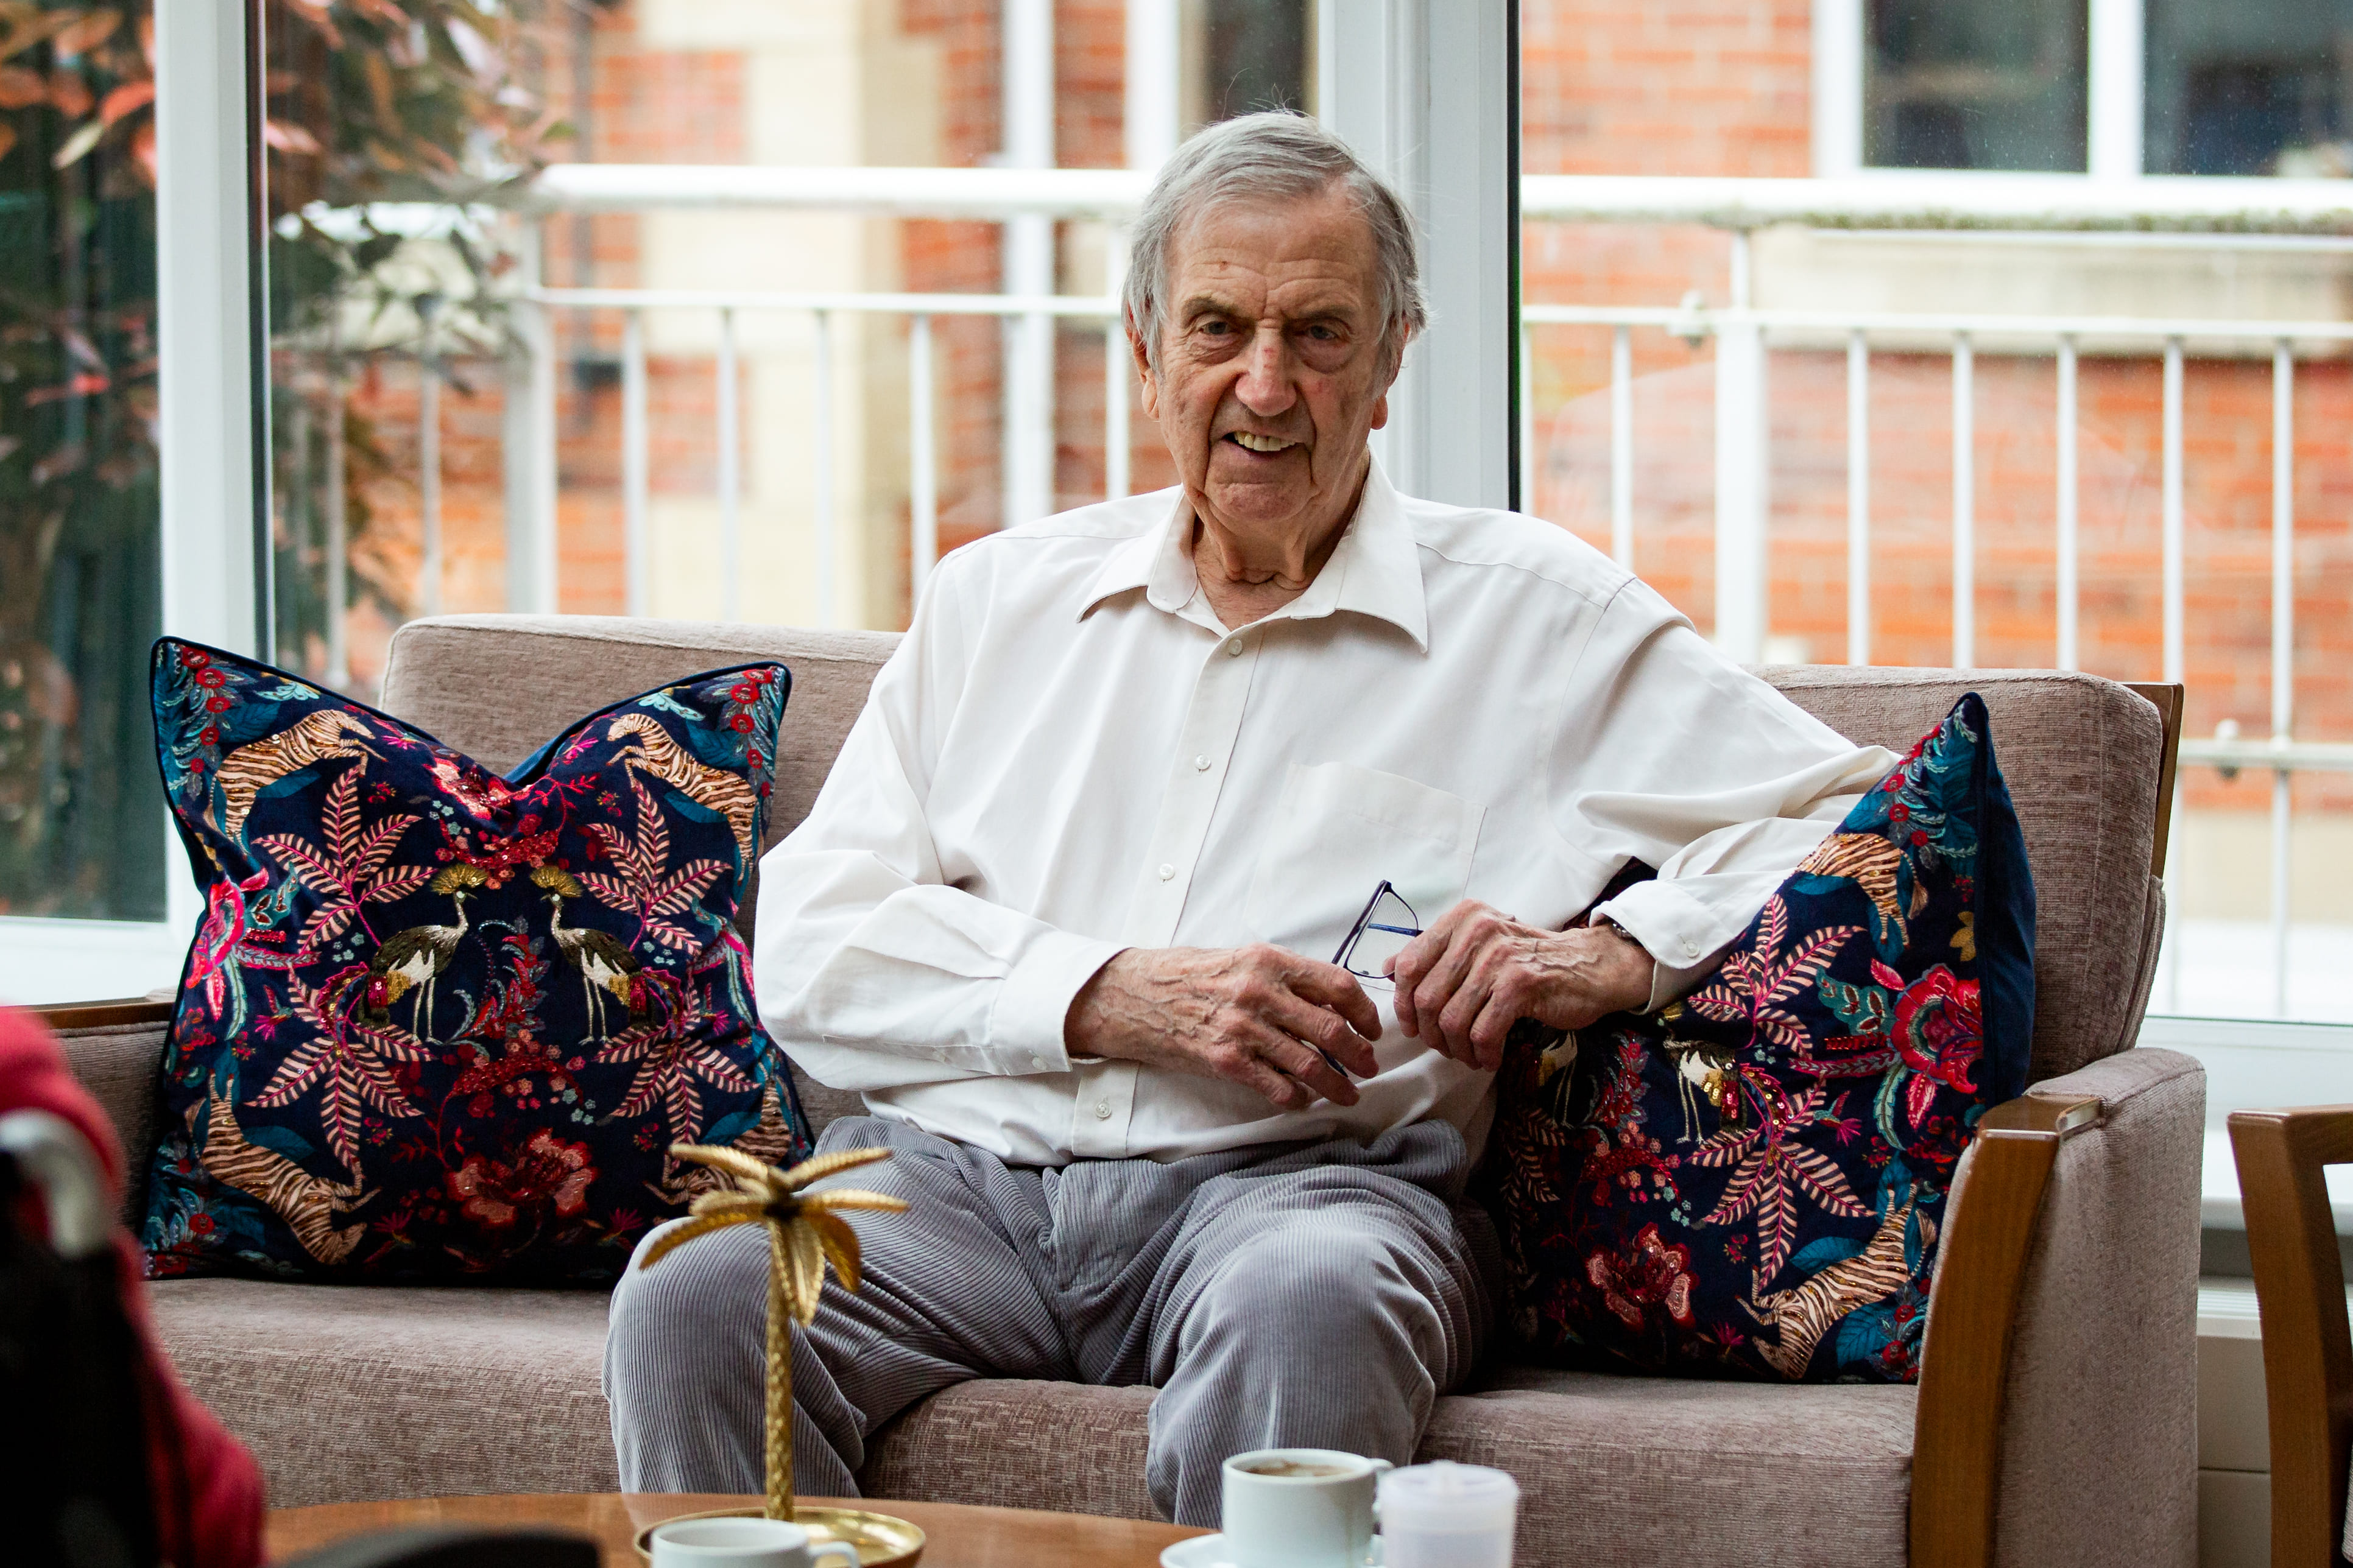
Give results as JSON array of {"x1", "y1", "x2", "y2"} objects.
[
  {"x1": 1388, "y1": 901, "x2": 1655, "y2": 1072},
  {"x1": 1065, "y1": 944, "x2": 1382, "y2": 1111}
]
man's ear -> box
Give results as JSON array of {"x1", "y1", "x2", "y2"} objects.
[{"x1": 1126, "y1": 312, "x2": 1160, "y2": 421}]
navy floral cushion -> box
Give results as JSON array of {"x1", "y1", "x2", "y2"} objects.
[
  {"x1": 140, "y1": 639, "x2": 810, "y2": 1285},
  {"x1": 1488, "y1": 694, "x2": 2035, "y2": 1382}
]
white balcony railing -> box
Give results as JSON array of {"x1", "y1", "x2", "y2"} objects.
[{"x1": 375, "y1": 169, "x2": 2353, "y2": 1030}]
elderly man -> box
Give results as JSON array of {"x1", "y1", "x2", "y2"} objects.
[{"x1": 606, "y1": 111, "x2": 1896, "y2": 1525}]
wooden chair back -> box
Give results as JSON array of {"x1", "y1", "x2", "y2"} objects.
[{"x1": 2230, "y1": 1105, "x2": 2353, "y2": 1567}]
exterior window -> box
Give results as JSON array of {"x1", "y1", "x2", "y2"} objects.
[
  {"x1": 0, "y1": 2, "x2": 166, "y2": 926},
  {"x1": 1189, "y1": 0, "x2": 1312, "y2": 131},
  {"x1": 2145, "y1": 0, "x2": 2353, "y2": 175},
  {"x1": 263, "y1": 3, "x2": 559, "y2": 703},
  {"x1": 1864, "y1": 0, "x2": 2089, "y2": 171}
]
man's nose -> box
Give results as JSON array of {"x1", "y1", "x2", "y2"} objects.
[{"x1": 1232, "y1": 325, "x2": 1299, "y2": 416}]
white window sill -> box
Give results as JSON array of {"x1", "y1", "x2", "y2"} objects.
[
  {"x1": 2138, "y1": 1015, "x2": 2353, "y2": 1233},
  {"x1": 0, "y1": 917, "x2": 187, "y2": 1008}
]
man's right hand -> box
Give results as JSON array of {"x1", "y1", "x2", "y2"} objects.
[{"x1": 1065, "y1": 944, "x2": 1382, "y2": 1110}]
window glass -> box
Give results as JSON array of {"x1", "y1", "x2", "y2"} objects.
[
  {"x1": 2146, "y1": 0, "x2": 2353, "y2": 175},
  {"x1": 0, "y1": 2, "x2": 164, "y2": 925},
  {"x1": 264, "y1": 1, "x2": 560, "y2": 703},
  {"x1": 1190, "y1": 0, "x2": 1311, "y2": 132},
  {"x1": 1864, "y1": 0, "x2": 2089, "y2": 171}
]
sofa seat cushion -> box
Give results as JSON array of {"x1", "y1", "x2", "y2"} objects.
[
  {"x1": 1427, "y1": 1365, "x2": 1916, "y2": 1567},
  {"x1": 861, "y1": 1366, "x2": 1914, "y2": 1567},
  {"x1": 147, "y1": 1278, "x2": 617, "y2": 1508}
]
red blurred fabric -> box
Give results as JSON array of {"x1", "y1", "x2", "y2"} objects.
[{"x1": 0, "y1": 1007, "x2": 265, "y2": 1568}]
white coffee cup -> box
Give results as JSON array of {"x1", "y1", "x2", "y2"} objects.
[
  {"x1": 1220, "y1": 1447, "x2": 1393, "y2": 1568},
  {"x1": 647, "y1": 1516, "x2": 860, "y2": 1568}
]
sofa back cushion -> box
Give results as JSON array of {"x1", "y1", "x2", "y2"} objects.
[{"x1": 381, "y1": 622, "x2": 2161, "y2": 1090}]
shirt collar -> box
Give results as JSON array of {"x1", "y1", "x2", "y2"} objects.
[{"x1": 1080, "y1": 455, "x2": 1428, "y2": 650}]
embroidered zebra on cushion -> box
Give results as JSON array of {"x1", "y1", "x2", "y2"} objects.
[
  {"x1": 214, "y1": 709, "x2": 381, "y2": 839},
  {"x1": 606, "y1": 711, "x2": 759, "y2": 866},
  {"x1": 192, "y1": 1094, "x2": 370, "y2": 1265},
  {"x1": 1742, "y1": 1198, "x2": 1920, "y2": 1379}
]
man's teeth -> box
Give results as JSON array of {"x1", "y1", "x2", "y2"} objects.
[{"x1": 1230, "y1": 432, "x2": 1295, "y2": 453}]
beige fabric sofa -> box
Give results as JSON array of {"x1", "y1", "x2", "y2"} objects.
[{"x1": 46, "y1": 614, "x2": 2201, "y2": 1567}]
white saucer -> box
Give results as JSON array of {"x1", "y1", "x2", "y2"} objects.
[{"x1": 1160, "y1": 1536, "x2": 1380, "y2": 1568}]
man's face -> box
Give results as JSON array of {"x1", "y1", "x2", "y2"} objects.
[{"x1": 1135, "y1": 185, "x2": 1402, "y2": 538}]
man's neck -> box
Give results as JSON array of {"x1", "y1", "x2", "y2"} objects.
[{"x1": 1188, "y1": 457, "x2": 1370, "y2": 631}]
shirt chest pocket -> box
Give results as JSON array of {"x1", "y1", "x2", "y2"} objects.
[{"x1": 1241, "y1": 761, "x2": 1487, "y2": 964}]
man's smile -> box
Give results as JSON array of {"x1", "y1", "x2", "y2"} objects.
[{"x1": 1225, "y1": 431, "x2": 1303, "y2": 454}]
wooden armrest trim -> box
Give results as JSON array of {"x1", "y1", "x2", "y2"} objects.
[
  {"x1": 2229, "y1": 1105, "x2": 2353, "y2": 1568},
  {"x1": 27, "y1": 997, "x2": 177, "y2": 1032},
  {"x1": 1910, "y1": 1090, "x2": 2102, "y2": 1568}
]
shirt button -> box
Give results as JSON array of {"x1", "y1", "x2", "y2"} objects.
[
  {"x1": 1157, "y1": 863, "x2": 1176, "y2": 881},
  {"x1": 1029, "y1": 1053, "x2": 1046, "y2": 1071},
  {"x1": 1093, "y1": 1099, "x2": 1113, "y2": 1120},
  {"x1": 1225, "y1": 639, "x2": 1244, "y2": 657},
  {"x1": 1194, "y1": 754, "x2": 1212, "y2": 772},
  {"x1": 1681, "y1": 938, "x2": 1701, "y2": 958}
]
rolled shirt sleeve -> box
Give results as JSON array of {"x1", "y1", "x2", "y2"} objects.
[{"x1": 1569, "y1": 578, "x2": 1901, "y2": 1009}]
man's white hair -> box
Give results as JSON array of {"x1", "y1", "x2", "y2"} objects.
[{"x1": 1123, "y1": 110, "x2": 1426, "y2": 372}]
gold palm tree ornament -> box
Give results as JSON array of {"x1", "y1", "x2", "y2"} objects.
[{"x1": 637, "y1": 1142, "x2": 911, "y2": 1529}]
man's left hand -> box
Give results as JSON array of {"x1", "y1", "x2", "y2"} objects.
[{"x1": 1388, "y1": 901, "x2": 1655, "y2": 1072}]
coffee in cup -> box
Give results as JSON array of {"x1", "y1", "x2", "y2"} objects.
[{"x1": 1219, "y1": 1447, "x2": 1392, "y2": 1568}]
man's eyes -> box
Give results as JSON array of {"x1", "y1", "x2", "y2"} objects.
[{"x1": 1186, "y1": 318, "x2": 1347, "y2": 346}]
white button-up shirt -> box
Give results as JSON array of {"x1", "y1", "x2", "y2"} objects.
[{"x1": 755, "y1": 462, "x2": 1898, "y2": 1167}]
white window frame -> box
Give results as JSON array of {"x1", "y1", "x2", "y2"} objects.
[
  {"x1": 1317, "y1": 0, "x2": 1519, "y2": 510},
  {"x1": 1815, "y1": 0, "x2": 2146, "y2": 179},
  {"x1": 0, "y1": 0, "x2": 266, "y2": 1006}
]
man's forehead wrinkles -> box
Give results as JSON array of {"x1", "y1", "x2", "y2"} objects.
[{"x1": 1176, "y1": 266, "x2": 1372, "y2": 323}]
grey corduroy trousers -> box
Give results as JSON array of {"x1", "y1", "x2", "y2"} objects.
[{"x1": 604, "y1": 1113, "x2": 1497, "y2": 1525}]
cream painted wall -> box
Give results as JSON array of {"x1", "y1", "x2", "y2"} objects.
[
  {"x1": 629, "y1": 0, "x2": 943, "y2": 631},
  {"x1": 2180, "y1": 810, "x2": 2353, "y2": 925},
  {"x1": 1758, "y1": 229, "x2": 2353, "y2": 353}
]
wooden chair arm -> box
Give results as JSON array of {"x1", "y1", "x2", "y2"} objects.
[
  {"x1": 2230, "y1": 1104, "x2": 2353, "y2": 1568},
  {"x1": 26, "y1": 997, "x2": 176, "y2": 1032},
  {"x1": 1910, "y1": 1089, "x2": 2105, "y2": 1568}
]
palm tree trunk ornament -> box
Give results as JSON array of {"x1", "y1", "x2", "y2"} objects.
[{"x1": 637, "y1": 1142, "x2": 909, "y2": 1522}]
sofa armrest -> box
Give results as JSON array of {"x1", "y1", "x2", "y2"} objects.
[
  {"x1": 1912, "y1": 1047, "x2": 2204, "y2": 1568},
  {"x1": 25, "y1": 998, "x2": 176, "y2": 1227}
]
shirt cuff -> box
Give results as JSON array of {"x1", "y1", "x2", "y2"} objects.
[
  {"x1": 987, "y1": 930, "x2": 1127, "y2": 1075},
  {"x1": 1592, "y1": 881, "x2": 1735, "y2": 1013}
]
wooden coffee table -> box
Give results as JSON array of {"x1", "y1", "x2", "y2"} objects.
[{"x1": 266, "y1": 1493, "x2": 1209, "y2": 1567}]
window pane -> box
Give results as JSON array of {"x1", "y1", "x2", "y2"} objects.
[
  {"x1": 0, "y1": 1, "x2": 165, "y2": 924},
  {"x1": 1865, "y1": 0, "x2": 2089, "y2": 171},
  {"x1": 1192, "y1": 0, "x2": 1311, "y2": 130},
  {"x1": 2146, "y1": 0, "x2": 2353, "y2": 175},
  {"x1": 264, "y1": 2, "x2": 563, "y2": 703}
]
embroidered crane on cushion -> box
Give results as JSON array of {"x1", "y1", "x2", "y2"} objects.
[{"x1": 142, "y1": 639, "x2": 812, "y2": 1286}]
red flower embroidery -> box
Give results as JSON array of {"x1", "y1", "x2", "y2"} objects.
[
  {"x1": 730, "y1": 683, "x2": 759, "y2": 703},
  {"x1": 205, "y1": 696, "x2": 232, "y2": 713},
  {"x1": 1891, "y1": 965, "x2": 1983, "y2": 1126},
  {"x1": 728, "y1": 713, "x2": 755, "y2": 733},
  {"x1": 194, "y1": 667, "x2": 227, "y2": 688},
  {"x1": 1586, "y1": 1223, "x2": 1697, "y2": 1331},
  {"x1": 446, "y1": 1131, "x2": 598, "y2": 1231}
]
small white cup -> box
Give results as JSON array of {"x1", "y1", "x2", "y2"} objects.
[
  {"x1": 647, "y1": 1516, "x2": 860, "y2": 1568},
  {"x1": 1377, "y1": 1461, "x2": 1519, "y2": 1568},
  {"x1": 1221, "y1": 1447, "x2": 1392, "y2": 1568}
]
